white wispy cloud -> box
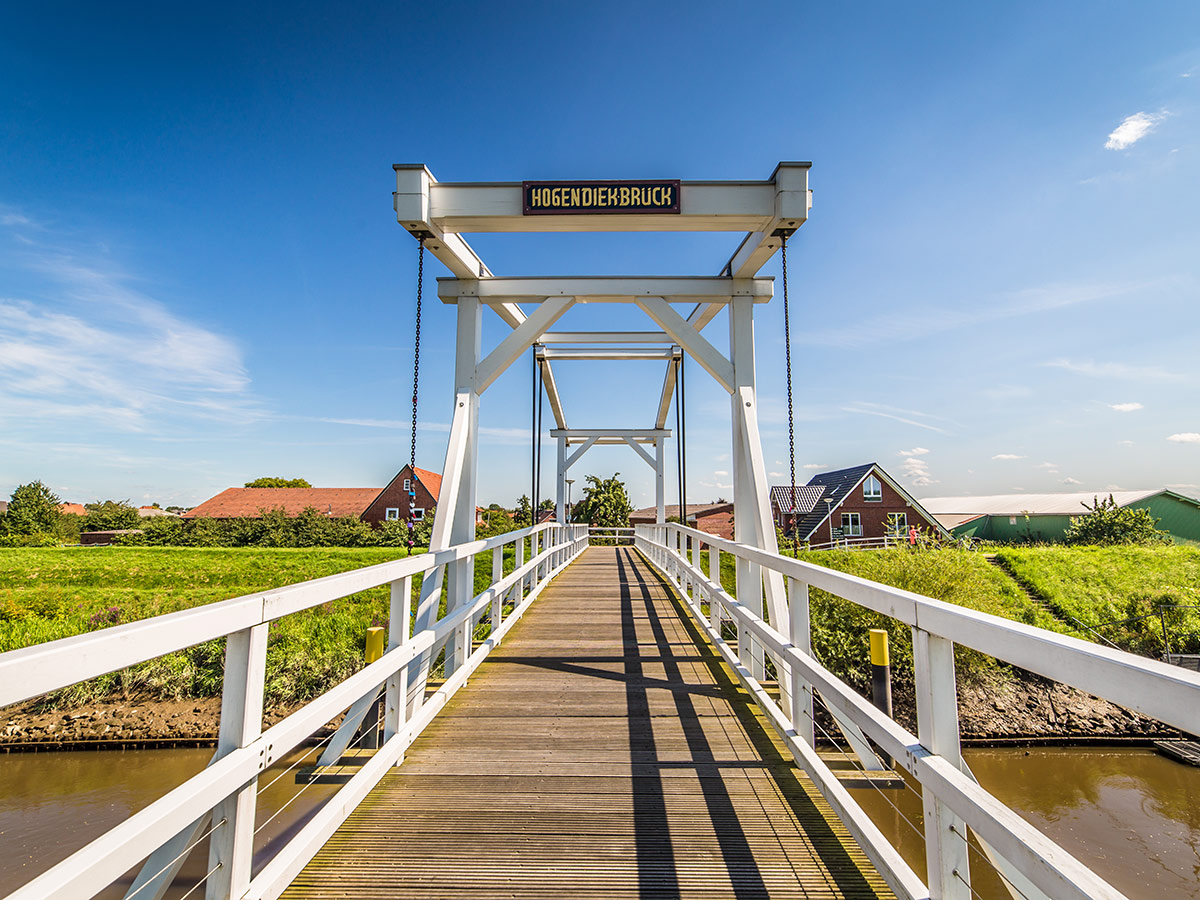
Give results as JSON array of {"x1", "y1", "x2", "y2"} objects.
[
  {"x1": 1043, "y1": 359, "x2": 1177, "y2": 380},
  {"x1": 1105, "y1": 111, "x2": 1167, "y2": 150},
  {"x1": 900, "y1": 455, "x2": 937, "y2": 487},
  {"x1": 1108, "y1": 402, "x2": 1144, "y2": 412},
  {"x1": 799, "y1": 280, "x2": 1150, "y2": 349},
  {"x1": 992, "y1": 453, "x2": 1025, "y2": 460},
  {"x1": 842, "y1": 402, "x2": 950, "y2": 434},
  {"x1": 0, "y1": 217, "x2": 258, "y2": 432},
  {"x1": 898, "y1": 447, "x2": 929, "y2": 456},
  {"x1": 1035, "y1": 461, "x2": 1059, "y2": 470},
  {"x1": 1167, "y1": 433, "x2": 1200, "y2": 444},
  {"x1": 802, "y1": 463, "x2": 827, "y2": 469},
  {"x1": 1062, "y1": 477, "x2": 1083, "y2": 485}
]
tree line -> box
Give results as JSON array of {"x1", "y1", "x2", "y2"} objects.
[{"x1": 0, "y1": 473, "x2": 635, "y2": 548}]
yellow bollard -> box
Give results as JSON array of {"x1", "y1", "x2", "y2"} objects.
[
  {"x1": 365, "y1": 626, "x2": 385, "y2": 664},
  {"x1": 869, "y1": 628, "x2": 893, "y2": 766},
  {"x1": 362, "y1": 626, "x2": 386, "y2": 749}
]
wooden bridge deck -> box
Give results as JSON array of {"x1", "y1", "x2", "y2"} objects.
[{"x1": 281, "y1": 546, "x2": 893, "y2": 899}]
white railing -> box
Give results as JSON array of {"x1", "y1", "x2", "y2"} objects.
[
  {"x1": 587, "y1": 526, "x2": 635, "y2": 545},
  {"x1": 801, "y1": 533, "x2": 907, "y2": 551},
  {"x1": 635, "y1": 522, "x2": 1200, "y2": 900},
  {"x1": 0, "y1": 522, "x2": 588, "y2": 900}
]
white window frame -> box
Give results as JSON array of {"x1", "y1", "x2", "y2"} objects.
[
  {"x1": 863, "y1": 475, "x2": 882, "y2": 502},
  {"x1": 385, "y1": 507, "x2": 400, "y2": 521},
  {"x1": 412, "y1": 508, "x2": 425, "y2": 521},
  {"x1": 887, "y1": 512, "x2": 907, "y2": 534},
  {"x1": 841, "y1": 512, "x2": 862, "y2": 536},
  {"x1": 403, "y1": 478, "x2": 412, "y2": 492}
]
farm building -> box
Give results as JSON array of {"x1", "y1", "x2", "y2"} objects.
[
  {"x1": 771, "y1": 463, "x2": 949, "y2": 545},
  {"x1": 920, "y1": 489, "x2": 1200, "y2": 544},
  {"x1": 629, "y1": 502, "x2": 735, "y2": 540},
  {"x1": 184, "y1": 465, "x2": 442, "y2": 528}
]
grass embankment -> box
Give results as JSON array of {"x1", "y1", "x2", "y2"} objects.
[
  {"x1": 702, "y1": 546, "x2": 1057, "y2": 691},
  {"x1": 0, "y1": 545, "x2": 518, "y2": 707},
  {"x1": 993, "y1": 546, "x2": 1200, "y2": 655}
]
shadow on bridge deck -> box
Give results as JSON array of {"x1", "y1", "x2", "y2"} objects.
[{"x1": 281, "y1": 546, "x2": 894, "y2": 899}]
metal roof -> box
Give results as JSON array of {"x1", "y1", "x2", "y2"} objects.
[
  {"x1": 769, "y1": 485, "x2": 826, "y2": 515},
  {"x1": 918, "y1": 490, "x2": 1161, "y2": 516}
]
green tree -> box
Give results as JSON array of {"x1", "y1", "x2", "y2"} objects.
[
  {"x1": 573, "y1": 474, "x2": 632, "y2": 529},
  {"x1": 514, "y1": 495, "x2": 532, "y2": 527},
  {"x1": 244, "y1": 477, "x2": 312, "y2": 488},
  {"x1": 5, "y1": 481, "x2": 62, "y2": 536},
  {"x1": 1064, "y1": 495, "x2": 1171, "y2": 546},
  {"x1": 84, "y1": 500, "x2": 141, "y2": 531}
]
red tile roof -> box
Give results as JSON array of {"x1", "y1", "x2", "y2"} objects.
[
  {"x1": 183, "y1": 488, "x2": 382, "y2": 519},
  {"x1": 412, "y1": 466, "x2": 442, "y2": 502},
  {"x1": 58, "y1": 503, "x2": 88, "y2": 516}
]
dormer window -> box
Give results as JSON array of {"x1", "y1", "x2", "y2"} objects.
[{"x1": 863, "y1": 475, "x2": 882, "y2": 502}]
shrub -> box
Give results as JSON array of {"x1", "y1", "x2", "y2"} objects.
[{"x1": 1064, "y1": 495, "x2": 1171, "y2": 546}]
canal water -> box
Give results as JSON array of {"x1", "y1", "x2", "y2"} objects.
[{"x1": 1, "y1": 746, "x2": 1197, "y2": 897}]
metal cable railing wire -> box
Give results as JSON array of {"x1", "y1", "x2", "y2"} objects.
[{"x1": 123, "y1": 817, "x2": 228, "y2": 900}]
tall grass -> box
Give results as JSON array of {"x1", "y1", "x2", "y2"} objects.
[
  {"x1": 700, "y1": 546, "x2": 1062, "y2": 690},
  {"x1": 994, "y1": 546, "x2": 1200, "y2": 655}
]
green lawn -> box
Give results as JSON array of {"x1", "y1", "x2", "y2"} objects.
[
  {"x1": 0, "y1": 544, "x2": 524, "y2": 706},
  {"x1": 993, "y1": 546, "x2": 1200, "y2": 654},
  {"x1": 700, "y1": 546, "x2": 1060, "y2": 689}
]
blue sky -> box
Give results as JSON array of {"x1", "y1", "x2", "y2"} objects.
[{"x1": 1, "y1": 1, "x2": 1197, "y2": 511}]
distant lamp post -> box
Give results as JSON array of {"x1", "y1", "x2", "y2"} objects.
[
  {"x1": 824, "y1": 497, "x2": 835, "y2": 546},
  {"x1": 565, "y1": 478, "x2": 575, "y2": 522}
]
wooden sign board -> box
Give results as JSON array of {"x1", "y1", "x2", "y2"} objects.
[{"x1": 523, "y1": 180, "x2": 681, "y2": 215}]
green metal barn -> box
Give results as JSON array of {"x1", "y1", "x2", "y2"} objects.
[{"x1": 919, "y1": 489, "x2": 1200, "y2": 544}]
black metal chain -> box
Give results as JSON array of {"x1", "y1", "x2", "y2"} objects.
[
  {"x1": 782, "y1": 235, "x2": 798, "y2": 555},
  {"x1": 407, "y1": 238, "x2": 425, "y2": 549}
]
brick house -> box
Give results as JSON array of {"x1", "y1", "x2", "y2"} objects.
[
  {"x1": 360, "y1": 466, "x2": 442, "y2": 527},
  {"x1": 629, "y1": 502, "x2": 735, "y2": 541},
  {"x1": 184, "y1": 465, "x2": 442, "y2": 528},
  {"x1": 771, "y1": 463, "x2": 948, "y2": 545}
]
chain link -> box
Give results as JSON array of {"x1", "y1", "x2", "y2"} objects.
[
  {"x1": 782, "y1": 236, "x2": 798, "y2": 554},
  {"x1": 408, "y1": 238, "x2": 424, "y2": 549}
]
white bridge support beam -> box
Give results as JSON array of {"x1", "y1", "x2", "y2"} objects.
[{"x1": 552, "y1": 429, "x2": 669, "y2": 524}]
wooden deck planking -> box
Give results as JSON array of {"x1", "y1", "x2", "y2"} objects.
[{"x1": 281, "y1": 546, "x2": 894, "y2": 899}]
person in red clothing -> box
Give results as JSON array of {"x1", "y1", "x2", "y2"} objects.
[{"x1": 908, "y1": 526, "x2": 918, "y2": 547}]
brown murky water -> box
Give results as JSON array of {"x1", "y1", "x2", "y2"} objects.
[
  {"x1": 1, "y1": 746, "x2": 1198, "y2": 897},
  {"x1": 0, "y1": 746, "x2": 342, "y2": 899},
  {"x1": 849, "y1": 747, "x2": 1200, "y2": 899}
]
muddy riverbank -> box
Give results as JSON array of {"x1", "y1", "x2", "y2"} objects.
[{"x1": 1, "y1": 668, "x2": 1180, "y2": 751}]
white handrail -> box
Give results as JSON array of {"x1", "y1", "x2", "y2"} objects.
[
  {"x1": 2, "y1": 522, "x2": 589, "y2": 900},
  {"x1": 0, "y1": 521, "x2": 565, "y2": 708},
  {"x1": 635, "y1": 522, "x2": 1200, "y2": 900}
]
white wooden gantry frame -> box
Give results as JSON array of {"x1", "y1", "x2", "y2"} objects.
[{"x1": 394, "y1": 162, "x2": 812, "y2": 695}]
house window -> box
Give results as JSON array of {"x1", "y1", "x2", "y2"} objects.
[
  {"x1": 403, "y1": 478, "x2": 411, "y2": 492},
  {"x1": 887, "y1": 512, "x2": 907, "y2": 535},
  {"x1": 841, "y1": 513, "x2": 862, "y2": 536},
  {"x1": 385, "y1": 508, "x2": 400, "y2": 521},
  {"x1": 863, "y1": 475, "x2": 882, "y2": 501},
  {"x1": 412, "y1": 508, "x2": 425, "y2": 521}
]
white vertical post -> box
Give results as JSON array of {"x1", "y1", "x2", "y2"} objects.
[
  {"x1": 556, "y1": 436, "x2": 567, "y2": 523},
  {"x1": 205, "y1": 624, "x2": 268, "y2": 900},
  {"x1": 655, "y1": 438, "x2": 666, "y2": 523},
  {"x1": 787, "y1": 578, "x2": 814, "y2": 746},
  {"x1": 516, "y1": 533, "x2": 526, "y2": 595},
  {"x1": 491, "y1": 545, "x2": 504, "y2": 644},
  {"x1": 444, "y1": 297, "x2": 482, "y2": 677},
  {"x1": 728, "y1": 297, "x2": 790, "y2": 702},
  {"x1": 385, "y1": 574, "x2": 413, "y2": 760},
  {"x1": 914, "y1": 628, "x2": 970, "y2": 900},
  {"x1": 708, "y1": 545, "x2": 722, "y2": 634}
]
